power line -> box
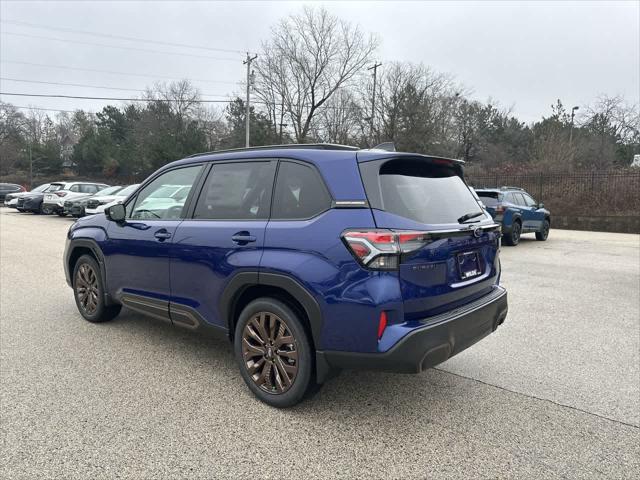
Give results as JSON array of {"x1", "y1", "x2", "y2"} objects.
[
  {"x1": 0, "y1": 77, "x2": 233, "y2": 98},
  {"x1": 2, "y1": 31, "x2": 241, "y2": 62},
  {"x1": 1, "y1": 60, "x2": 242, "y2": 85},
  {"x1": 0, "y1": 92, "x2": 234, "y2": 103},
  {"x1": 1, "y1": 19, "x2": 251, "y2": 55},
  {"x1": 0, "y1": 92, "x2": 357, "y2": 112},
  {"x1": 11, "y1": 105, "x2": 77, "y2": 113}
]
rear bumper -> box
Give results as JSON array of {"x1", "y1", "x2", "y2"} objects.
[{"x1": 318, "y1": 286, "x2": 508, "y2": 376}]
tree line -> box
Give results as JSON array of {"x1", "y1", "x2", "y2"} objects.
[{"x1": 1, "y1": 6, "x2": 638, "y2": 182}]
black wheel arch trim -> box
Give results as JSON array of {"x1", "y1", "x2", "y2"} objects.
[
  {"x1": 66, "y1": 238, "x2": 116, "y2": 306},
  {"x1": 221, "y1": 271, "x2": 323, "y2": 345}
]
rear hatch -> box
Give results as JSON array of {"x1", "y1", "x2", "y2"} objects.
[
  {"x1": 357, "y1": 155, "x2": 501, "y2": 321},
  {"x1": 475, "y1": 190, "x2": 502, "y2": 219}
]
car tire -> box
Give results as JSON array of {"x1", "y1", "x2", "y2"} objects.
[
  {"x1": 57, "y1": 212, "x2": 66, "y2": 217},
  {"x1": 503, "y1": 220, "x2": 521, "y2": 246},
  {"x1": 72, "y1": 254, "x2": 121, "y2": 323},
  {"x1": 536, "y1": 219, "x2": 550, "y2": 241},
  {"x1": 234, "y1": 298, "x2": 313, "y2": 408}
]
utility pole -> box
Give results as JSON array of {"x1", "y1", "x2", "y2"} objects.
[
  {"x1": 569, "y1": 105, "x2": 579, "y2": 146},
  {"x1": 243, "y1": 53, "x2": 258, "y2": 147},
  {"x1": 368, "y1": 62, "x2": 382, "y2": 145},
  {"x1": 278, "y1": 94, "x2": 286, "y2": 144},
  {"x1": 28, "y1": 143, "x2": 33, "y2": 189}
]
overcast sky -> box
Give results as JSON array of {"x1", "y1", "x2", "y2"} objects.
[{"x1": 1, "y1": 0, "x2": 638, "y2": 124}]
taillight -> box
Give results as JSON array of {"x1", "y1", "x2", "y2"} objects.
[
  {"x1": 377, "y1": 311, "x2": 388, "y2": 340},
  {"x1": 342, "y1": 229, "x2": 432, "y2": 270},
  {"x1": 495, "y1": 204, "x2": 505, "y2": 214},
  {"x1": 55, "y1": 191, "x2": 68, "y2": 197}
]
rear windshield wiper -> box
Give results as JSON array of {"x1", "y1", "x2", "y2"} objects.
[{"x1": 457, "y1": 211, "x2": 484, "y2": 223}]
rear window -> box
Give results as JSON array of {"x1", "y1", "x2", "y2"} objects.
[
  {"x1": 47, "y1": 184, "x2": 64, "y2": 192},
  {"x1": 477, "y1": 192, "x2": 501, "y2": 206},
  {"x1": 360, "y1": 159, "x2": 482, "y2": 225}
]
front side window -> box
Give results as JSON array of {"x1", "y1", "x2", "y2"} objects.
[
  {"x1": 522, "y1": 193, "x2": 537, "y2": 207},
  {"x1": 193, "y1": 161, "x2": 275, "y2": 220},
  {"x1": 272, "y1": 161, "x2": 331, "y2": 219},
  {"x1": 128, "y1": 165, "x2": 202, "y2": 220}
]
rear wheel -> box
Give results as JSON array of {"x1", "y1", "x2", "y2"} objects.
[
  {"x1": 234, "y1": 298, "x2": 313, "y2": 408},
  {"x1": 536, "y1": 219, "x2": 550, "y2": 241},
  {"x1": 72, "y1": 255, "x2": 121, "y2": 323},
  {"x1": 504, "y1": 220, "x2": 521, "y2": 246}
]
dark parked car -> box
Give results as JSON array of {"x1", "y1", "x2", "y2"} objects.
[
  {"x1": 64, "y1": 144, "x2": 508, "y2": 407},
  {"x1": 4, "y1": 183, "x2": 51, "y2": 208},
  {"x1": 63, "y1": 186, "x2": 123, "y2": 217},
  {"x1": 475, "y1": 187, "x2": 551, "y2": 245},
  {"x1": 17, "y1": 184, "x2": 64, "y2": 214},
  {"x1": 0, "y1": 183, "x2": 25, "y2": 202}
]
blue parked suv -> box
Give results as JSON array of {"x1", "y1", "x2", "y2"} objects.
[
  {"x1": 64, "y1": 144, "x2": 508, "y2": 407},
  {"x1": 475, "y1": 187, "x2": 551, "y2": 246}
]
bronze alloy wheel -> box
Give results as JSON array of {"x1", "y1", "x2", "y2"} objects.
[
  {"x1": 75, "y1": 263, "x2": 99, "y2": 315},
  {"x1": 242, "y1": 311, "x2": 299, "y2": 394}
]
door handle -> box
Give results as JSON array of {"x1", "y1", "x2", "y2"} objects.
[
  {"x1": 231, "y1": 232, "x2": 257, "y2": 244},
  {"x1": 154, "y1": 229, "x2": 172, "y2": 241}
]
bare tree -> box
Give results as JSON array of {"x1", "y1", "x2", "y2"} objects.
[
  {"x1": 254, "y1": 6, "x2": 379, "y2": 142},
  {"x1": 145, "y1": 80, "x2": 201, "y2": 119},
  {"x1": 312, "y1": 89, "x2": 363, "y2": 145}
]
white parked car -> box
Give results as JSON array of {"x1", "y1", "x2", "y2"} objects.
[
  {"x1": 42, "y1": 182, "x2": 109, "y2": 216},
  {"x1": 84, "y1": 184, "x2": 140, "y2": 215}
]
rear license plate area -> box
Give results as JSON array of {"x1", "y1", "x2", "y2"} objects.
[{"x1": 457, "y1": 251, "x2": 482, "y2": 280}]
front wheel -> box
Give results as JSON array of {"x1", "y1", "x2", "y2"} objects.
[
  {"x1": 536, "y1": 219, "x2": 550, "y2": 241},
  {"x1": 72, "y1": 255, "x2": 121, "y2": 323},
  {"x1": 234, "y1": 298, "x2": 313, "y2": 408},
  {"x1": 503, "y1": 220, "x2": 521, "y2": 246}
]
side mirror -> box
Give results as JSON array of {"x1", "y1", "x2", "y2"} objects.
[
  {"x1": 538, "y1": 202, "x2": 544, "y2": 209},
  {"x1": 106, "y1": 203, "x2": 126, "y2": 222}
]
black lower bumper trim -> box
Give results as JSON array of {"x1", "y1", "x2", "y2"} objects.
[{"x1": 319, "y1": 287, "x2": 508, "y2": 375}]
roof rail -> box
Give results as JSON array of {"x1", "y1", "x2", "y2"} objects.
[
  {"x1": 500, "y1": 186, "x2": 524, "y2": 191},
  {"x1": 187, "y1": 143, "x2": 359, "y2": 158}
]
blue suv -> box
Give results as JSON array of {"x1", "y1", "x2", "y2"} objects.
[
  {"x1": 64, "y1": 145, "x2": 508, "y2": 407},
  {"x1": 475, "y1": 187, "x2": 551, "y2": 246}
]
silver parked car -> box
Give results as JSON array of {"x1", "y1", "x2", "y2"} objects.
[{"x1": 42, "y1": 182, "x2": 109, "y2": 216}]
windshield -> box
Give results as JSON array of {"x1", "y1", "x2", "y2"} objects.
[
  {"x1": 32, "y1": 184, "x2": 50, "y2": 193},
  {"x1": 117, "y1": 184, "x2": 139, "y2": 197},
  {"x1": 360, "y1": 159, "x2": 483, "y2": 225},
  {"x1": 97, "y1": 186, "x2": 123, "y2": 196}
]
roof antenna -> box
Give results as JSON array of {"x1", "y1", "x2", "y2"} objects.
[{"x1": 371, "y1": 142, "x2": 396, "y2": 152}]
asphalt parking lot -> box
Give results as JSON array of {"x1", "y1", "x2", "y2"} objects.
[{"x1": 1, "y1": 208, "x2": 638, "y2": 479}]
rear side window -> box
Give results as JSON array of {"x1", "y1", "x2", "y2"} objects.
[
  {"x1": 272, "y1": 161, "x2": 331, "y2": 219},
  {"x1": 360, "y1": 158, "x2": 482, "y2": 225},
  {"x1": 193, "y1": 161, "x2": 275, "y2": 220}
]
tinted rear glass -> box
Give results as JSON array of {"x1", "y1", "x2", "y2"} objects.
[
  {"x1": 477, "y1": 192, "x2": 501, "y2": 206},
  {"x1": 360, "y1": 159, "x2": 481, "y2": 225},
  {"x1": 48, "y1": 184, "x2": 64, "y2": 192}
]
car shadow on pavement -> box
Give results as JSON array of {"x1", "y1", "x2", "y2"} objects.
[{"x1": 103, "y1": 307, "x2": 496, "y2": 420}]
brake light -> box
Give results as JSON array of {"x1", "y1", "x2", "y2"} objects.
[
  {"x1": 377, "y1": 311, "x2": 388, "y2": 340},
  {"x1": 495, "y1": 204, "x2": 505, "y2": 214},
  {"x1": 342, "y1": 229, "x2": 432, "y2": 270},
  {"x1": 55, "y1": 191, "x2": 68, "y2": 197}
]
